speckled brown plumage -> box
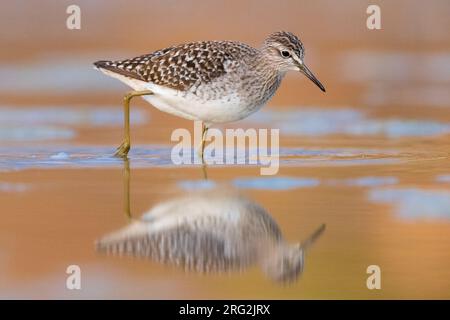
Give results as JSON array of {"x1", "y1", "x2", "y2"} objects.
[
  {"x1": 94, "y1": 31, "x2": 325, "y2": 124},
  {"x1": 96, "y1": 192, "x2": 284, "y2": 274},
  {"x1": 96, "y1": 190, "x2": 326, "y2": 283}
]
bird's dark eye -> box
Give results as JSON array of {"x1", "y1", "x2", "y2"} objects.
[{"x1": 281, "y1": 50, "x2": 291, "y2": 58}]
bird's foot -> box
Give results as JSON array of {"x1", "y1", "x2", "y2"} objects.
[{"x1": 114, "y1": 141, "x2": 130, "y2": 158}]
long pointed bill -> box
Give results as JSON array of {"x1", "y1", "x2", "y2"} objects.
[{"x1": 299, "y1": 63, "x2": 326, "y2": 92}]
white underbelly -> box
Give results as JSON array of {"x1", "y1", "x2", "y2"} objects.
[{"x1": 144, "y1": 86, "x2": 261, "y2": 124}]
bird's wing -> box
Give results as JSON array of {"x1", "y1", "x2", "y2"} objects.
[{"x1": 94, "y1": 40, "x2": 257, "y2": 91}]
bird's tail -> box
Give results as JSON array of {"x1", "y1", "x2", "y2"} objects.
[{"x1": 93, "y1": 59, "x2": 145, "y2": 81}]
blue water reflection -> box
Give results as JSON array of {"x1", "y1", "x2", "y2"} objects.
[
  {"x1": 246, "y1": 108, "x2": 450, "y2": 138},
  {"x1": 327, "y1": 176, "x2": 398, "y2": 187},
  {"x1": 0, "y1": 146, "x2": 402, "y2": 171},
  {"x1": 233, "y1": 176, "x2": 320, "y2": 190},
  {"x1": 179, "y1": 176, "x2": 398, "y2": 191},
  {"x1": 0, "y1": 107, "x2": 148, "y2": 142},
  {"x1": 436, "y1": 175, "x2": 450, "y2": 183}
]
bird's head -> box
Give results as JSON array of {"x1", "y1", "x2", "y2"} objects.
[
  {"x1": 262, "y1": 224, "x2": 326, "y2": 284},
  {"x1": 262, "y1": 31, "x2": 325, "y2": 92}
]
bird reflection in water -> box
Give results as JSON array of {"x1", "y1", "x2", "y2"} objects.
[{"x1": 96, "y1": 160, "x2": 325, "y2": 284}]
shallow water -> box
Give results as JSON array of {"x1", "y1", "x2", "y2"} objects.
[{"x1": 1, "y1": 0, "x2": 450, "y2": 299}]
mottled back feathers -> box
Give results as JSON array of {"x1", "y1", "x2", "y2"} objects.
[{"x1": 94, "y1": 40, "x2": 258, "y2": 91}]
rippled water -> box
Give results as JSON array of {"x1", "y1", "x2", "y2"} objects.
[{"x1": 1, "y1": 0, "x2": 450, "y2": 299}]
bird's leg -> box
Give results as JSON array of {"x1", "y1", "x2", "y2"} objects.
[
  {"x1": 114, "y1": 90, "x2": 153, "y2": 158},
  {"x1": 199, "y1": 123, "x2": 210, "y2": 179},
  {"x1": 123, "y1": 157, "x2": 132, "y2": 220},
  {"x1": 201, "y1": 162, "x2": 208, "y2": 180}
]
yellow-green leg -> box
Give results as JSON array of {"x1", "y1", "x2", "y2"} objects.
[
  {"x1": 201, "y1": 162, "x2": 208, "y2": 180},
  {"x1": 199, "y1": 123, "x2": 209, "y2": 180},
  {"x1": 123, "y1": 158, "x2": 131, "y2": 220},
  {"x1": 114, "y1": 90, "x2": 153, "y2": 158}
]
